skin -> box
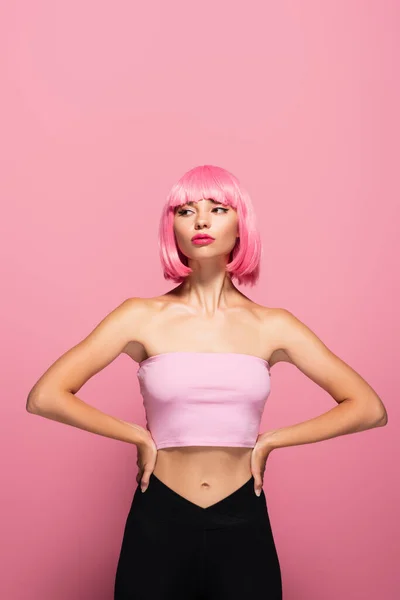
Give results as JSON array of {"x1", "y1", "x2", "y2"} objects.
[{"x1": 26, "y1": 198, "x2": 388, "y2": 508}]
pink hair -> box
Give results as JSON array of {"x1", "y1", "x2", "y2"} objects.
[{"x1": 158, "y1": 165, "x2": 262, "y2": 287}]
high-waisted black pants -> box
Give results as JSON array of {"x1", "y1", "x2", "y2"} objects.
[{"x1": 114, "y1": 472, "x2": 282, "y2": 599}]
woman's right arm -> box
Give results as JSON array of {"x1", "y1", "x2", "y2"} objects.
[{"x1": 26, "y1": 297, "x2": 150, "y2": 447}]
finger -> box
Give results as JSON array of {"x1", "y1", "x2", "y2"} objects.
[
  {"x1": 253, "y1": 471, "x2": 263, "y2": 496},
  {"x1": 140, "y1": 468, "x2": 153, "y2": 493},
  {"x1": 250, "y1": 455, "x2": 263, "y2": 496}
]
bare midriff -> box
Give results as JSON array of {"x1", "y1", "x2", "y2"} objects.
[{"x1": 152, "y1": 446, "x2": 253, "y2": 508}]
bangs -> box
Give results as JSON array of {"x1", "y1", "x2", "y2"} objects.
[{"x1": 167, "y1": 165, "x2": 240, "y2": 211}]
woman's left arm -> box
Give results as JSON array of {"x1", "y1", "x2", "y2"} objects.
[{"x1": 260, "y1": 308, "x2": 388, "y2": 451}]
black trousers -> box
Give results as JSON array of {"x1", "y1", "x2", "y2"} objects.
[{"x1": 114, "y1": 472, "x2": 282, "y2": 599}]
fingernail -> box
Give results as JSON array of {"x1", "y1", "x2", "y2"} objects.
[
  {"x1": 255, "y1": 489, "x2": 261, "y2": 497},
  {"x1": 141, "y1": 486, "x2": 146, "y2": 493}
]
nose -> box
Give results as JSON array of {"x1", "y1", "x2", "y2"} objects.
[
  {"x1": 194, "y1": 215, "x2": 211, "y2": 230},
  {"x1": 195, "y1": 221, "x2": 209, "y2": 230},
  {"x1": 193, "y1": 199, "x2": 212, "y2": 230}
]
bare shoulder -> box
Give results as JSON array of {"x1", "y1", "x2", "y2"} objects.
[
  {"x1": 27, "y1": 297, "x2": 150, "y2": 401},
  {"x1": 256, "y1": 306, "x2": 294, "y2": 366},
  {"x1": 124, "y1": 294, "x2": 169, "y2": 315},
  {"x1": 121, "y1": 295, "x2": 172, "y2": 359},
  {"x1": 126, "y1": 294, "x2": 174, "y2": 320},
  {"x1": 260, "y1": 304, "x2": 342, "y2": 366},
  {"x1": 263, "y1": 306, "x2": 324, "y2": 353},
  {"x1": 260, "y1": 306, "x2": 327, "y2": 366},
  {"x1": 260, "y1": 307, "x2": 386, "y2": 413}
]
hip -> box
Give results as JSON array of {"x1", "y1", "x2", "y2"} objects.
[{"x1": 129, "y1": 471, "x2": 271, "y2": 531}]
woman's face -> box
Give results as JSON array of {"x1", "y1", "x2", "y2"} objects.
[{"x1": 173, "y1": 198, "x2": 239, "y2": 262}]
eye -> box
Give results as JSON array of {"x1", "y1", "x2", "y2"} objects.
[{"x1": 177, "y1": 207, "x2": 229, "y2": 216}]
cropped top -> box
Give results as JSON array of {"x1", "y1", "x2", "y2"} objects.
[{"x1": 137, "y1": 352, "x2": 271, "y2": 450}]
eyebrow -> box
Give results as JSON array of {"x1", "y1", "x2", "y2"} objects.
[{"x1": 184, "y1": 198, "x2": 222, "y2": 206}]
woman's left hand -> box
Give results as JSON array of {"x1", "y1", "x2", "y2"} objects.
[{"x1": 251, "y1": 433, "x2": 275, "y2": 496}]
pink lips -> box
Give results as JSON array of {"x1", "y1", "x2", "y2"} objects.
[{"x1": 192, "y1": 235, "x2": 215, "y2": 246}]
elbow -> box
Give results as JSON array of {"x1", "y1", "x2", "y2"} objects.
[
  {"x1": 369, "y1": 400, "x2": 388, "y2": 428},
  {"x1": 26, "y1": 395, "x2": 41, "y2": 414},
  {"x1": 26, "y1": 389, "x2": 49, "y2": 414},
  {"x1": 364, "y1": 395, "x2": 388, "y2": 428},
  {"x1": 26, "y1": 387, "x2": 71, "y2": 416},
  {"x1": 375, "y1": 410, "x2": 388, "y2": 427},
  {"x1": 375, "y1": 398, "x2": 388, "y2": 427}
]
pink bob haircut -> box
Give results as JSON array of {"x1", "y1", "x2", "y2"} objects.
[{"x1": 158, "y1": 165, "x2": 263, "y2": 287}]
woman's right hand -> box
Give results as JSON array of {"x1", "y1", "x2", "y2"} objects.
[{"x1": 136, "y1": 430, "x2": 158, "y2": 493}]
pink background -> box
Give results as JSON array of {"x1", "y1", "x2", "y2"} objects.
[{"x1": 1, "y1": 1, "x2": 398, "y2": 598}]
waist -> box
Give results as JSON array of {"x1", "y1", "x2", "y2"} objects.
[{"x1": 153, "y1": 446, "x2": 253, "y2": 492}]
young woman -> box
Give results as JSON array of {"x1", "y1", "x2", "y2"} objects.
[{"x1": 27, "y1": 165, "x2": 387, "y2": 600}]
